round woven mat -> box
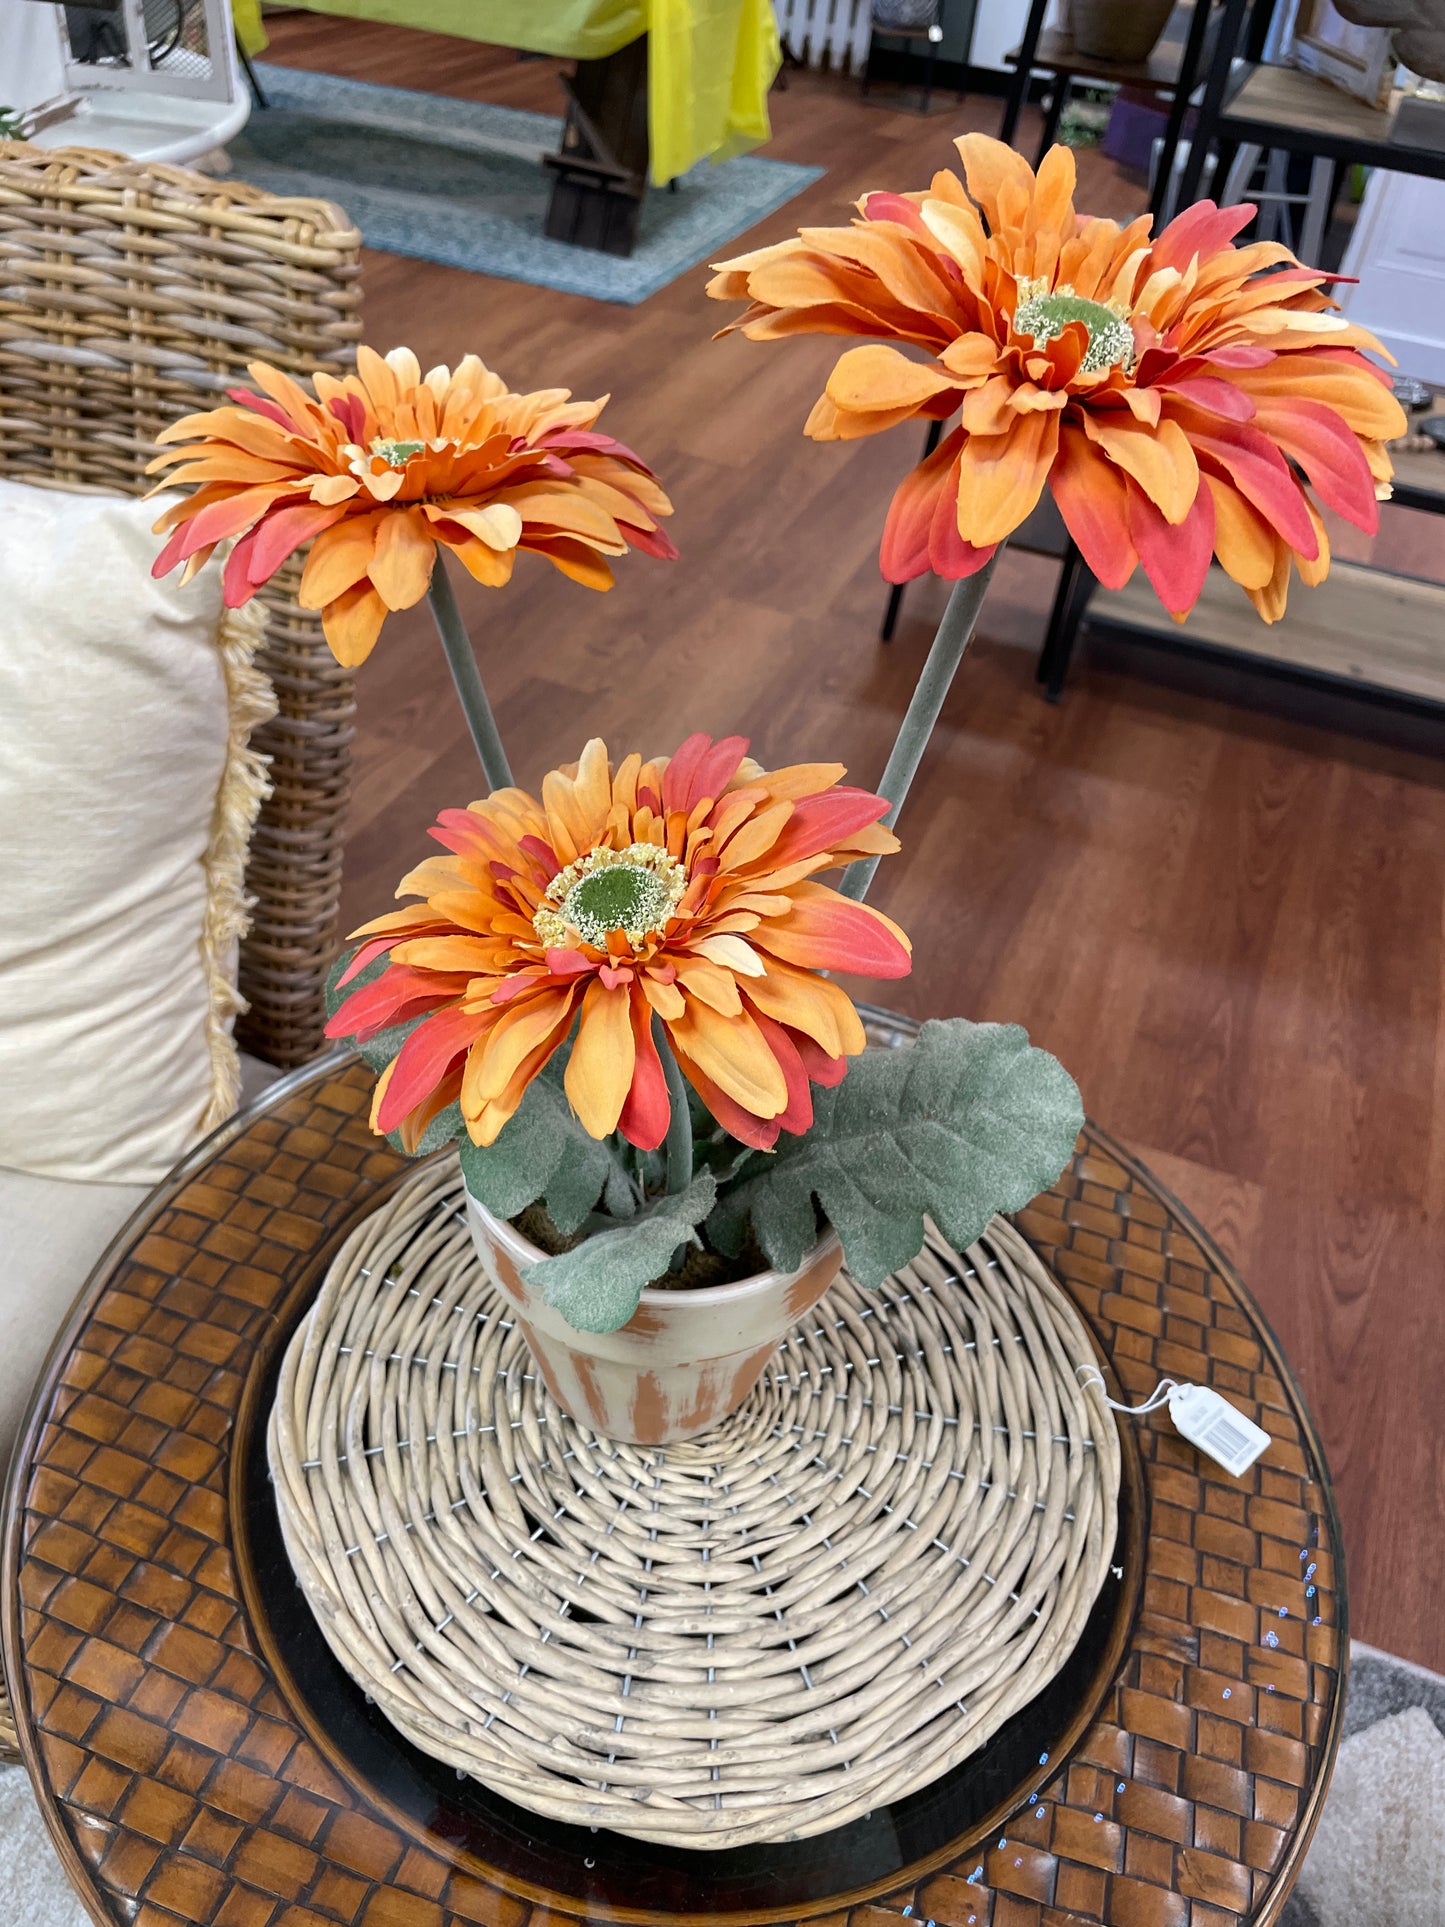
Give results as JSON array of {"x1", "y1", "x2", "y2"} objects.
[{"x1": 269, "y1": 1159, "x2": 1119, "y2": 1850}]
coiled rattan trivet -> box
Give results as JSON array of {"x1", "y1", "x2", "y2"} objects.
[{"x1": 269, "y1": 1158, "x2": 1119, "y2": 1849}]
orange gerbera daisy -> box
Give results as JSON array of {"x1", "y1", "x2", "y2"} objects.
[
  {"x1": 326, "y1": 734, "x2": 911, "y2": 1153},
  {"x1": 148, "y1": 345, "x2": 675, "y2": 664},
  {"x1": 708, "y1": 136, "x2": 1405, "y2": 621}
]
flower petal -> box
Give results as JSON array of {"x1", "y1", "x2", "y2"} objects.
[
  {"x1": 619, "y1": 994, "x2": 670, "y2": 1151},
  {"x1": 1047, "y1": 423, "x2": 1137, "y2": 590},
  {"x1": 564, "y1": 979, "x2": 636, "y2": 1138},
  {"x1": 322, "y1": 581, "x2": 388, "y2": 665},
  {"x1": 953, "y1": 408, "x2": 1060, "y2": 548},
  {"x1": 1128, "y1": 476, "x2": 1216, "y2": 618},
  {"x1": 752, "y1": 884, "x2": 912, "y2": 978},
  {"x1": 369, "y1": 505, "x2": 437, "y2": 610}
]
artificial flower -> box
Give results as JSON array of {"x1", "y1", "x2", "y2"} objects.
[
  {"x1": 326, "y1": 733, "x2": 911, "y2": 1152},
  {"x1": 148, "y1": 346, "x2": 675, "y2": 664},
  {"x1": 708, "y1": 135, "x2": 1405, "y2": 621}
]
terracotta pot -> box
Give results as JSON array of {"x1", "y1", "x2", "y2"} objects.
[
  {"x1": 1070, "y1": 0, "x2": 1174, "y2": 62},
  {"x1": 465, "y1": 1190, "x2": 843, "y2": 1445}
]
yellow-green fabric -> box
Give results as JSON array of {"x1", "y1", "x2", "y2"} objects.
[
  {"x1": 649, "y1": 0, "x2": 779, "y2": 185},
  {"x1": 232, "y1": 0, "x2": 267, "y2": 55},
  {"x1": 237, "y1": 0, "x2": 778, "y2": 183}
]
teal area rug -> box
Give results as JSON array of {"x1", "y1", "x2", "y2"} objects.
[{"x1": 227, "y1": 64, "x2": 822, "y2": 305}]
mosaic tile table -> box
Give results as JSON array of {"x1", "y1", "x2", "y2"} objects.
[{"x1": 2, "y1": 1017, "x2": 1345, "y2": 1927}]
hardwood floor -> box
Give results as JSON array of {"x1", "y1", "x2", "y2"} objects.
[{"x1": 263, "y1": 14, "x2": 1445, "y2": 1671}]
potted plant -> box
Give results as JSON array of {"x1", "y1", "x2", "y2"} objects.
[{"x1": 154, "y1": 137, "x2": 1402, "y2": 1443}]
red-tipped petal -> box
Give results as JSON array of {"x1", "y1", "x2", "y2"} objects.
[
  {"x1": 687, "y1": 735, "x2": 751, "y2": 812},
  {"x1": 1151, "y1": 199, "x2": 1257, "y2": 272},
  {"x1": 862, "y1": 191, "x2": 929, "y2": 236},
  {"x1": 793, "y1": 1031, "x2": 849, "y2": 1087},
  {"x1": 1182, "y1": 415, "x2": 1319, "y2": 557},
  {"x1": 759, "y1": 789, "x2": 890, "y2": 869},
  {"x1": 880, "y1": 425, "x2": 965, "y2": 585},
  {"x1": 1128, "y1": 477, "x2": 1215, "y2": 618},
  {"x1": 227, "y1": 388, "x2": 295, "y2": 430},
  {"x1": 1250, "y1": 397, "x2": 1379, "y2": 533},
  {"x1": 754, "y1": 890, "x2": 912, "y2": 978},
  {"x1": 1048, "y1": 424, "x2": 1137, "y2": 590},
  {"x1": 327, "y1": 392, "x2": 367, "y2": 441},
  {"x1": 248, "y1": 499, "x2": 350, "y2": 583},
  {"x1": 326, "y1": 964, "x2": 468, "y2": 1040},
  {"x1": 661, "y1": 732, "x2": 712, "y2": 813},
  {"x1": 618, "y1": 519, "x2": 679, "y2": 561},
  {"x1": 1158, "y1": 376, "x2": 1256, "y2": 423},
  {"x1": 222, "y1": 530, "x2": 262, "y2": 608},
  {"x1": 375, "y1": 1007, "x2": 482, "y2": 1134},
  {"x1": 618, "y1": 994, "x2": 670, "y2": 1151},
  {"x1": 670, "y1": 1045, "x2": 780, "y2": 1151},
  {"x1": 746, "y1": 1008, "x2": 814, "y2": 1136},
  {"x1": 152, "y1": 525, "x2": 190, "y2": 580}
]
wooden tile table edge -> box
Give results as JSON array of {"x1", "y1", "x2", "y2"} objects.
[{"x1": 2, "y1": 1034, "x2": 1347, "y2": 1927}]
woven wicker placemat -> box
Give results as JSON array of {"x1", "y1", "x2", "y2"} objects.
[{"x1": 269, "y1": 1158, "x2": 1120, "y2": 1850}]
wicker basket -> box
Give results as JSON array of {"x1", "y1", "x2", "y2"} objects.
[{"x1": 0, "y1": 141, "x2": 363, "y2": 1069}]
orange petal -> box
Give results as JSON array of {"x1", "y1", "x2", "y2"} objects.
[
  {"x1": 299, "y1": 509, "x2": 386, "y2": 608},
  {"x1": 1048, "y1": 423, "x2": 1137, "y2": 589},
  {"x1": 1203, "y1": 474, "x2": 1275, "y2": 591},
  {"x1": 954, "y1": 133, "x2": 1036, "y2": 230},
  {"x1": 743, "y1": 959, "x2": 865, "y2": 1060},
  {"x1": 1082, "y1": 413, "x2": 1199, "y2": 526},
  {"x1": 820, "y1": 343, "x2": 960, "y2": 428},
  {"x1": 752, "y1": 883, "x2": 912, "y2": 978},
  {"x1": 369, "y1": 506, "x2": 437, "y2": 610},
  {"x1": 564, "y1": 979, "x2": 636, "y2": 1138},
  {"x1": 668, "y1": 1002, "x2": 788, "y2": 1120},
  {"x1": 322, "y1": 581, "x2": 388, "y2": 665},
  {"x1": 953, "y1": 408, "x2": 1060, "y2": 547}
]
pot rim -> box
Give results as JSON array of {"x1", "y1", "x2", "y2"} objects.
[{"x1": 465, "y1": 1184, "x2": 842, "y2": 1308}]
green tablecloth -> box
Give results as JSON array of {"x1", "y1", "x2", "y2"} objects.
[{"x1": 237, "y1": 0, "x2": 779, "y2": 182}]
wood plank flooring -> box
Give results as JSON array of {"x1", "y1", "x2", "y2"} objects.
[{"x1": 263, "y1": 13, "x2": 1445, "y2": 1671}]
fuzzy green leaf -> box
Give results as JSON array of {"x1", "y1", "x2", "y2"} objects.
[
  {"x1": 710, "y1": 1019, "x2": 1082, "y2": 1287},
  {"x1": 522, "y1": 1174, "x2": 718, "y2": 1334}
]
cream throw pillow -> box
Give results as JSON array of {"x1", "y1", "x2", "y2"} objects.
[{"x1": 0, "y1": 477, "x2": 275, "y2": 1184}]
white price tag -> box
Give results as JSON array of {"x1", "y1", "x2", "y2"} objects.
[{"x1": 1167, "y1": 1384, "x2": 1270, "y2": 1478}]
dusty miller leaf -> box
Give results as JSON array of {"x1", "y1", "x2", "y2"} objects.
[
  {"x1": 710, "y1": 1019, "x2": 1082, "y2": 1287},
  {"x1": 522, "y1": 1174, "x2": 718, "y2": 1334}
]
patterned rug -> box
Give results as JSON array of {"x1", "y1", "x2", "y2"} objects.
[
  {"x1": 4, "y1": 1639, "x2": 1440, "y2": 1922},
  {"x1": 224, "y1": 64, "x2": 822, "y2": 305}
]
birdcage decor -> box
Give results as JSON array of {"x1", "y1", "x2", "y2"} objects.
[
  {"x1": 40, "y1": 0, "x2": 238, "y2": 103},
  {"x1": 871, "y1": 0, "x2": 942, "y2": 30}
]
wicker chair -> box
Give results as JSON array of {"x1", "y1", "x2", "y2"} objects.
[{"x1": 0, "y1": 142, "x2": 363, "y2": 1069}]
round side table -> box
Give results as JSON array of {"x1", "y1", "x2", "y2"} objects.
[{"x1": 2, "y1": 1033, "x2": 1345, "y2": 1927}]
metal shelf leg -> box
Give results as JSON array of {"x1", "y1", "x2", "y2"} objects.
[{"x1": 1035, "y1": 544, "x2": 1095, "y2": 701}]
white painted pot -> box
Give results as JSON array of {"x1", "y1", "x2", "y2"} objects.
[{"x1": 464, "y1": 1189, "x2": 842, "y2": 1446}]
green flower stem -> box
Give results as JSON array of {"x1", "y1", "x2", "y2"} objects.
[
  {"x1": 655, "y1": 1015, "x2": 694, "y2": 1197},
  {"x1": 426, "y1": 550, "x2": 514, "y2": 792},
  {"x1": 841, "y1": 550, "x2": 1003, "y2": 903}
]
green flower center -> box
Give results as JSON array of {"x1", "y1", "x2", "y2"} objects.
[
  {"x1": 533, "y1": 842, "x2": 687, "y2": 951},
  {"x1": 370, "y1": 437, "x2": 427, "y2": 468},
  {"x1": 1012, "y1": 285, "x2": 1135, "y2": 374}
]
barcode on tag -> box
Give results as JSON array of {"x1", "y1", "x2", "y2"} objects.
[{"x1": 1168, "y1": 1385, "x2": 1270, "y2": 1477}]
